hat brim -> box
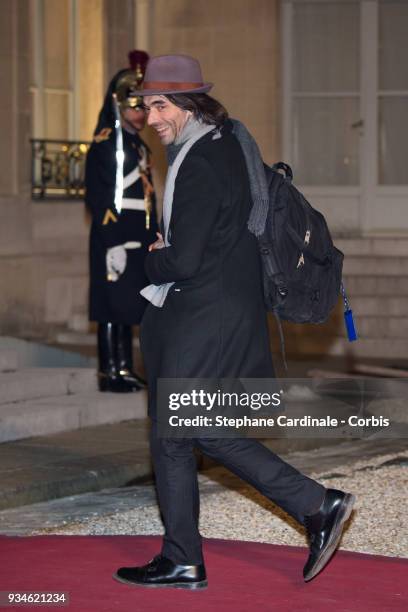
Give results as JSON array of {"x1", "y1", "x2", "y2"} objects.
[{"x1": 133, "y1": 82, "x2": 213, "y2": 96}]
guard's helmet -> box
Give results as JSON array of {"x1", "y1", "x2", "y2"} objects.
[{"x1": 115, "y1": 50, "x2": 149, "y2": 109}]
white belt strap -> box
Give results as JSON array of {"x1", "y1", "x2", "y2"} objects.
[
  {"x1": 121, "y1": 198, "x2": 145, "y2": 211},
  {"x1": 123, "y1": 241, "x2": 142, "y2": 249},
  {"x1": 123, "y1": 166, "x2": 141, "y2": 189}
]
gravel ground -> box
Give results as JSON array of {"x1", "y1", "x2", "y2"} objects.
[{"x1": 36, "y1": 452, "x2": 408, "y2": 558}]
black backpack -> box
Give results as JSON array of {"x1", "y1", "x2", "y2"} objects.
[{"x1": 258, "y1": 162, "x2": 344, "y2": 325}]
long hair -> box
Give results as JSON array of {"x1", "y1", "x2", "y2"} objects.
[{"x1": 165, "y1": 93, "x2": 228, "y2": 126}]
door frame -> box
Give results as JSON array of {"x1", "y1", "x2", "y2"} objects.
[{"x1": 281, "y1": 0, "x2": 408, "y2": 236}]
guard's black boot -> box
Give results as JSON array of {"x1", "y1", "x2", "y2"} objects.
[
  {"x1": 97, "y1": 323, "x2": 131, "y2": 393},
  {"x1": 116, "y1": 324, "x2": 146, "y2": 391},
  {"x1": 113, "y1": 554, "x2": 207, "y2": 590},
  {"x1": 303, "y1": 488, "x2": 355, "y2": 582}
]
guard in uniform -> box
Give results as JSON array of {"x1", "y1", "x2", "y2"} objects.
[{"x1": 85, "y1": 50, "x2": 157, "y2": 392}]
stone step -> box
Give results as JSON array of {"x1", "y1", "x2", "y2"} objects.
[
  {"x1": 0, "y1": 390, "x2": 148, "y2": 443},
  {"x1": 343, "y1": 256, "x2": 408, "y2": 276},
  {"x1": 343, "y1": 275, "x2": 408, "y2": 296},
  {"x1": 335, "y1": 237, "x2": 408, "y2": 257},
  {"x1": 278, "y1": 315, "x2": 408, "y2": 340},
  {"x1": 271, "y1": 333, "x2": 408, "y2": 359},
  {"x1": 0, "y1": 350, "x2": 18, "y2": 372},
  {"x1": 350, "y1": 295, "x2": 408, "y2": 317},
  {"x1": 0, "y1": 337, "x2": 95, "y2": 370},
  {"x1": 278, "y1": 296, "x2": 408, "y2": 320},
  {"x1": 53, "y1": 330, "x2": 141, "y2": 348},
  {"x1": 0, "y1": 420, "x2": 152, "y2": 511},
  {"x1": 67, "y1": 313, "x2": 90, "y2": 333},
  {"x1": 352, "y1": 316, "x2": 408, "y2": 339},
  {"x1": 0, "y1": 368, "x2": 97, "y2": 405},
  {"x1": 54, "y1": 331, "x2": 97, "y2": 346}
]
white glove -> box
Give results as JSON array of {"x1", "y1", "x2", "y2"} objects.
[{"x1": 106, "y1": 245, "x2": 127, "y2": 282}]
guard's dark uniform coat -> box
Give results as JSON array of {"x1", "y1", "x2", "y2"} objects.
[
  {"x1": 140, "y1": 120, "x2": 274, "y2": 417},
  {"x1": 85, "y1": 122, "x2": 157, "y2": 324}
]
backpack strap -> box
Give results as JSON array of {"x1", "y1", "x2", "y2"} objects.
[
  {"x1": 258, "y1": 239, "x2": 281, "y2": 277},
  {"x1": 258, "y1": 238, "x2": 289, "y2": 370},
  {"x1": 258, "y1": 238, "x2": 288, "y2": 297},
  {"x1": 258, "y1": 168, "x2": 291, "y2": 370},
  {"x1": 271, "y1": 161, "x2": 293, "y2": 183},
  {"x1": 273, "y1": 311, "x2": 288, "y2": 372}
]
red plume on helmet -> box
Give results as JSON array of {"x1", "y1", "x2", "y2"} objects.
[{"x1": 128, "y1": 50, "x2": 150, "y2": 77}]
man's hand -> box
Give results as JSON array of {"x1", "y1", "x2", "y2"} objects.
[{"x1": 149, "y1": 232, "x2": 165, "y2": 252}]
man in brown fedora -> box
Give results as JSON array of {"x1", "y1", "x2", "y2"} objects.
[{"x1": 113, "y1": 54, "x2": 355, "y2": 590}]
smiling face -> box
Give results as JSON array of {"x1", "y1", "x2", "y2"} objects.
[{"x1": 143, "y1": 95, "x2": 192, "y2": 145}]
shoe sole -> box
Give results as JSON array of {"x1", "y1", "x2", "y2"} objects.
[
  {"x1": 112, "y1": 572, "x2": 208, "y2": 590},
  {"x1": 304, "y1": 493, "x2": 355, "y2": 582}
]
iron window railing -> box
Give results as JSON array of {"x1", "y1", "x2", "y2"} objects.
[{"x1": 31, "y1": 139, "x2": 91, "y2": 200}]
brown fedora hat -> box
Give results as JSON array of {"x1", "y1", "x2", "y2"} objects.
[{"x1": 133, "y1": 54, "x2": 213, "y2": 96}]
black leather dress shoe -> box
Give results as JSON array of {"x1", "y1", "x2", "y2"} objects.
[
  {"x1": 113, "y1": 554, "x2": 208, "y2": 590},
  {"x1": 98, "y1": 372, "x2": 133, "y2": 393},
  {"x1": 116, "y1": 324, "x2": 147, "y2": 392},
  {"x1": 303, "y1": 488, "x2": 355, "y2": 582},
  {"x1": 118, "y1": 368, "x2": 147, "y2": 392}
]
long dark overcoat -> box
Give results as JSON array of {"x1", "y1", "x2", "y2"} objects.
[
  {"x1": 140, "y1": 120, "x2": 274, "y2": 418},
  {"x1": 85, "y1": 128, "x2": 157, "y2": 324}
]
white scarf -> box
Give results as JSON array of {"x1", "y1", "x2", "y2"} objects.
[{"x1": 140, "y1": 120, "x2": 215, "y2": 307}]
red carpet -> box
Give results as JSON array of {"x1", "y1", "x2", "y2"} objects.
[{"x1": 0, "y1": 535, "x2": 406, "y2": 611}]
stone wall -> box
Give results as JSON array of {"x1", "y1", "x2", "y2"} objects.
[
  {"x1": 150, "y1": 0, "x2": 281, "y2": 164},
  {"x1": 0, "y1": 0, "x2": 33, "y2": 334},
  {"x1": 0, "y1": 0, "x2": 97, "y2": 336},
  {"x1": 78, "y1": 0, "x2": 104, "y2": 141},
  {"x1": 104, "y1": 0, "x2": 136, "y2": 81},
  {"x1": 143, "y1": 0, "x2": 282, "y2": 198}
]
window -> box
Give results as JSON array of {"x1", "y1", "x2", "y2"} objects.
[{"x1": 30, "y1": 0, "x2": 77, "y2": 140}]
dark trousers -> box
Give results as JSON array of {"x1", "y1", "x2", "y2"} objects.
[{"x1": 150, "y1": 421, "x2": 326, "y2": 565}]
